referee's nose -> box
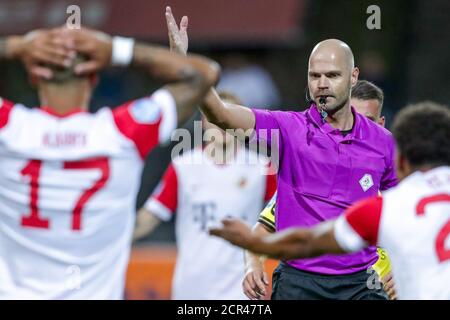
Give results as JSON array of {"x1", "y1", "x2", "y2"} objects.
[{"x1": 318, "y1": 74, "x2": 330, "y2": 90}]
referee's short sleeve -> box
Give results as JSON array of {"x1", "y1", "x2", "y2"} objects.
[{"x1": 251, "y1": 109, "x2": 281, "y2": 148}]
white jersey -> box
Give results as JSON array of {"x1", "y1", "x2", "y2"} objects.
[
  {"x1": 335, "y1": 166, "x2": 450, "y2": 299},
  {"x1": 144, "y1": 148, "x2": 276, "y2": 300},
  {"x1": 0, "y1": 89, "x2": 177, "y2": 299}
]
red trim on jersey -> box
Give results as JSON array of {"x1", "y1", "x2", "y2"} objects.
[
  {"x1": 112, "y1": 101, "x2": 161, "y2": 160},
  {"x1": 0, "y1": 98, "x2": 15, "y2": 129},
  {"x1": 264, "y1": 173, "x2": 277, "y2": 201},
  {"x1": 39, "y1": 106, "x2": 87, "y2": 118},
  {"x1": 152, "y1": 163, "x2": 178, "y2": 213},
  {"x1": 344, "y1": 196, "x2": 383, "y2": 245}
]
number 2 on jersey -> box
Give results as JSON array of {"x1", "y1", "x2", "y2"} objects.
[
  {"x1": 20, "y1": 158, "x2": 110, "y2": 231},
  {"x1": 416, "y1": 194, "x2": 450, "y2": 262}
]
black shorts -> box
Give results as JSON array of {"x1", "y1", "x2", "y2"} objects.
[{"x1": 271, "y1": 262, "x2": 388, "y2": 300}]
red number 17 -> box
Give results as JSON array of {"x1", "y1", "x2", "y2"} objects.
[{"x1": 20, "y1": 158, "x2": 110, "y2": 231}]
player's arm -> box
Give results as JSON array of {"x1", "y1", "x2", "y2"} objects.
[
  {"x1": 164, "y1": 6, "x2": 255, "y2": 134},
  {"x1": 131, "y1": 44, "x2": 219, "y2": 126},
  {"x1": 133, "y1": 163, "x2": 178, "y2": 241},
  {"x1": 211, "y1": 218, "x2": 344, "y2": 260},
  {"x1": 133, "y1": 207, "x2": 162, "y2": 241},
  {"x1": 242, "y1": 174, "x2": 277, "y2": 299},
  {"x1": 69, "y1": 27, "x2": 219, "y2": 126},
  {"x1": 210, "y1": 196, "x2": 382, "y2": 260},
  {"x1": 243, "y1": 222, "x2": 273, "y2": 300}
]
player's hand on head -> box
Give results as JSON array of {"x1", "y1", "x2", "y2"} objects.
[
  {"x1": 165, "y1": 6, "x2": 189, "y2": 55},
  {"x1": 69, "y1": 27, "x2": 112, "y2": 75},
  {"x1": 19, "y1": 27, "x2": 76, "y2": 79}
]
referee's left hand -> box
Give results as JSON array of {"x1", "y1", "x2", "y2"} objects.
[{"x1": 382, "y1": 272, "x2": 397, "y2": 300}]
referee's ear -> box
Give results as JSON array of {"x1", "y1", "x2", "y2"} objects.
[{"x1": 351, "y1": 67, "x2": 359, "y2": 86}]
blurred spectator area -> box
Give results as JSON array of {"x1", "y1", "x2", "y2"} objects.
[{"x1": 0, "y1": 0, "x2": 305, "y2": 45}]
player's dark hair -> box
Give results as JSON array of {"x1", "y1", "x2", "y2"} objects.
[
  {"x1": 351, "y1": 80, "x2": 384, "y2": 111},
  {"x1": 44, "y1": 54, "x2": 88, "y2": 84},
  {"x1": 392, "y1": 101, "x2": 450, "y2": 167}
]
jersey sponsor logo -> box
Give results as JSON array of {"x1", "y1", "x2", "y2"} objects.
[
  {"x1": 359, "y1": 173, "x2": 374, "y2": 192},
  {"x1": 192, "y1": 202, "x2": 217, "y2": 231},
  {"x1": 129, "y1": 98, "x2": 161, "y2": 124}
]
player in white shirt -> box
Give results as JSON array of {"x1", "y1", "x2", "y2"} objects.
[
  {"x1": 134, "y1": 91, "x2": 277, "y2": 299},
  {"x1": 211, "y1": 102, "x2": 450, "y2": 300},
  {"x1": 0, "y1": 26, "x2": 219, "y2": 299}
]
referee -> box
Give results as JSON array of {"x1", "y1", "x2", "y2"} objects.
[
  {"x1": 254, "y1": 79, "x2": 395, "y2": 300},
  {"x1": 203, "y1": 39, "x2": 397, "y2": 300},
  {"x1": 166, "y1": 9, "x2": 396, "y2": 300}
]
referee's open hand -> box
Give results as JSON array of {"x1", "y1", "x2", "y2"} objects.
[{"x1": 165, "y1": 6, "x2": 189, "y2": 56}]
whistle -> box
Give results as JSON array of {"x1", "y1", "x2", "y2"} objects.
[{"x1": 319, "y1": 96, "x2": 327, "y2": 105}]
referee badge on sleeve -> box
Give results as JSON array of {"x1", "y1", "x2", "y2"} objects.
[{"x1": 359, "y1": 174, "x2": 374, "y2": 192}]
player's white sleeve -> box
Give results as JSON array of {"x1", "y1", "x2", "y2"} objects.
[
  {"x1": 152, "y1": 89, "x2": 177, "y2": 145},
  {"x1": 334, "y1": 216, "x2": 368, "y2": 252},
  {"x1": 144, "y1": 198, "x2": 173, "y2": 222}
]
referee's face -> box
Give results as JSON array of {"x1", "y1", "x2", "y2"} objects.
[{"x1": 308, "y1": 47, "x2": 358, "y2": 115}]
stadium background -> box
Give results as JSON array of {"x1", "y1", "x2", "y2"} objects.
[{"x1": 0, "y1": 0, "x2": 448, "y2": 299}]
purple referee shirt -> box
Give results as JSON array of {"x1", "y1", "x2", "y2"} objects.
[{"x1": 253, "y1": 103, "x2": 397, "y2": 274}]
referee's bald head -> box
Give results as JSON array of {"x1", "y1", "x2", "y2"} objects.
[{"x1": 310, "y1": 39, "x2": 355, "y2": 72}]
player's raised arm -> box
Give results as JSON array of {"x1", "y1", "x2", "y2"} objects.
[
  {"x1": 210, "y1": 218, "x2": 346, "y2": 260},
  {"x1": 69, "y1": 27, "x2": 220, "y2": 126},
  {"x1": 132, "y1": 44, "x2": 220, "y2": 126},
  {"x1": 165, "y1": 6, "x2": 256, "y2": 133}
]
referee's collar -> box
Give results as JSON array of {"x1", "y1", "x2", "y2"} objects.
[{"x1": 307, "y1": 104, "x2": 364, "y2": 140}]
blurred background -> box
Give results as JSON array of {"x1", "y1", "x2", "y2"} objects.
[{"x1": 0, "y1": 0, "x2": 448, "y2": 299}]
